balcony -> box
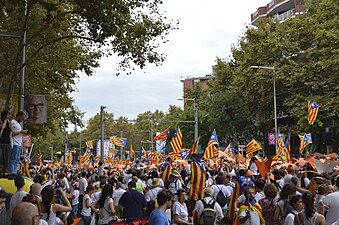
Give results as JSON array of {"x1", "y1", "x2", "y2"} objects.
[
  {"x1": 251, "y1": 6, "x2": 268, "y2": 25},
  {"x1": 272, "y1": 8, "x2": 296, "y2": 22}
]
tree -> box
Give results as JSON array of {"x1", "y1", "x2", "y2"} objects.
[
  {"x1": 210, "y1": 0, "x2": 339, "y2": 151},
  {"x1": 0, "y1": 0, "x2": 177, "y2": 135}
]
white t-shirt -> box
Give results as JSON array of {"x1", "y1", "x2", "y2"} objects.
[
  {"x1": 211, "y1": 184, "x2": 231, "y2": 209},
  {"x1": 79, "y1": 178, "x2": 88, "y2": 195},
  {"x1": 10, "y1": 190, "x2": 28, "y2": 217},
  {"x1": 249, "y1": 162, "x2": 258, "y2": 175},
  {"x1": 72, "y1": 189, "x2": 79, "y2": 205},
  {"x1": 194, "y1": 197, "x2": 223, "y2": 222},
  {"x1": 113, "y1": 188, "x2": 126, "y2": 206},
  {"x1": 98, "y1": 198, "x2": 114, "y2": 225},
  {"x1": 172, "y1": 201, "x2": 189, "y2": 225},
  {"x1": 283, "y1": 209, "x2": 298, "y2": 225},
  {"x1": 145, "y1": 187, "x2": 162, "y2": 202},
  {"x1": 239, "y1": 207, "x2": 261, "y2": 225},
  {"x1": 322, "y1": 191, "x2": 339, "y2": 225},
  {"x1": 81, "y1": 194, "x2": 92, "y2": 216},
  {"x1": 11, "y1": 119, "x2": 22, "y2": 146}
]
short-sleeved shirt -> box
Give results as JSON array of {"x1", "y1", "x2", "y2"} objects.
[
  {"x1": 149, "y1": 209, "x2": 170, "y2": 225},
  {"x1": 113, "y1": 188, "x2": 126, "y2": 206},
  {"x1": 72, "y1": 189, "x2": 79, "y2": 205},
  {"x1": 239, "y1": 207, "x2": 261, "y2": 225},
  {"x1": 119, "y1": 189, "x2": 146, "y2": 219},
  {"x1": 211, "y1": 184, "x2": 231, "y2": 209},
  {"x1": 81, "y1": 194, "x2": 92, "y2": 216},
  {"x1": 322, "y1": 191, "x2": 339, "y2": 225},
  {"x1": 79, "y1": 178, "x2": 88, "y2": 195},
  {"x1": 172, "y1": 201, "x2": 189, "y2": 225},
  {"x1": 194, "y1": 197, "x2": 223, "y2": 222},
  {"x1": 11, "y1": 119, "x2": 22, "y2": 146},
  {"x1": 145, "y1": 187, "x2": 162, "y2": 202},
  {"x1": 98, "y1": 198, "x2": 114, "y2": 225}
]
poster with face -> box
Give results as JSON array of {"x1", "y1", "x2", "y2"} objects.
[
  {"x1": 268, "y1": 132, "x2": 276, "y2": 145},
  {"x1": 24, "y1": 95, "x2": 47, "y2": 124}
]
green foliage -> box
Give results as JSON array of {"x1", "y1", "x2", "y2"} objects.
[{"x1": 209, "y1": 0, "x2": 339, "y2": 149}]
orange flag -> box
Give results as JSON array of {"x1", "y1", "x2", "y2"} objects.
[{"x1": 254, "y1": 157, "x2": 273, "y2": 180}]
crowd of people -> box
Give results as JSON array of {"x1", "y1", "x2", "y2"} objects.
[
  {"x1": 1, "y1": 111, "x2": 339, "y2": 225},
  {"x1": 0, "y1": 151, "x2": 338, "y2": 225}
]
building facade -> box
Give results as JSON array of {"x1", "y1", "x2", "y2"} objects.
[{"x1": 251, "y1": 0, "x2": 306, "y2": 26}]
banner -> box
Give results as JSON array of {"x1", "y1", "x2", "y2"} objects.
[
  {"x1": 24, "y1": 95, "x2": 47, "y2": 124},
  {"x1": 268, "y1": 132, "x2": 276, "y2": 145},
  {"x1": 22, "y1": 134, "x2": 32, "y2": 148}
]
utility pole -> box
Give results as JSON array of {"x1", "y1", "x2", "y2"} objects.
[{"x1": 100, "y1": 106, "x2": 106, "y2": 161}]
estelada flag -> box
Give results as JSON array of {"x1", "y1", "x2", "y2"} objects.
[
  {"x1": 188, "y1": 159, "x2": 206, "y2": 201},
  {"x1": 203, "y1": 129, "x2": 219, "y2": 159},
  {"x1": 154, "y1": 126, "x2": 170, "y2": 141},
  {"x1": 170, "y1": 128, "x2": 182, "y2": 153},
  {"x1": 189, "y1": 136, "x2": 200, "y2": 155},
  {"x1": 308, "y1": 101, "x2": 319, "y2": 125}
]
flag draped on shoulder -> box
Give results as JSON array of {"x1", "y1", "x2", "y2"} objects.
[
  {"x1": 308, "y1": 101, "x2": 319, "y2": 125},
  {"x1": 161, "y1": 161, "x2": 172, "y2": 183},
  {"x1": 189, "y1": 136, "x2": 200, "y2": 155},
  {"x1": 170, "y1": 128, "x2": 182, "y2": 153},
  {"x1": 246, "y1": 139, "x2": 262, "y2": 157},
  {"x1": 203, "y1": 129, "x2": 219, "y2": 159},
  {"x1": 154, "y1": 126, "x2": 170, "y2": 141},
  {"x1": 188, "y1": 159, "x2": 206, "y2": 201}
]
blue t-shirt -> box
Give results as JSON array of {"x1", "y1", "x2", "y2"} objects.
[
  {"x1": 149, "y1": 209, "x2": 169, "y2": 225},
  {"x1": 119, "y1": 189, "x2": 146, "y2": 219}
]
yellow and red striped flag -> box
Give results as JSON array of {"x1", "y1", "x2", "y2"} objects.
[
  {"x1": 189, "y1": 136, "x2": 200, "y2": 155},
  {"x1": 308, "y1": 101, "x2": 319, "y2": 125},
  {"x1": 203, "y1": 129, "x2": 219, "y2": 159},
  {"x1": 246, "y1": 139, "x2": 262, "y2": 157},
  {"x1": 38, "y1": 150, "x2": 43, "y2": 167},
  {"x1": 129, "y1": 145, "x2": 135, "y2": 157},
  {"x1": 85, "y1": 140, "x2": 94, "y2": 150},
  {"x1": 154, "y1": 126, "x2": 170, "y2": 141},
  {"x1": 188, "y1": 159, "x2": 206, "y2": 201},
  {"x1": 170, "y1": 128, "x2": 182, "y2": 153},
  {"x1": 161, "y1": 161, "x2": 172, "y2": 183}
]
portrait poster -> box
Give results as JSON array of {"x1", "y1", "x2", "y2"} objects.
[
  {"x1": 268, "y1": 132, "x2": 276, "y2": 145},
  {"x1": 24, "y1": 95, "x2": 47, "y2": 124},
  {"x1": 23, "y1": 134, "x2": 32, "y2": 148}
]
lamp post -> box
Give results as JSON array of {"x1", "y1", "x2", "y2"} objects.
[
  {"x1": 251, "y1": 66, "x2": 277, "y2": 153},
  {"x1": 178, "y1": 98, "x2": 198, "y2": 142},
  {"x1": 100, "y1": 106, "x2": 106, "y2": 161}
]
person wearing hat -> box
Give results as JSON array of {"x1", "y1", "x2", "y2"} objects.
[
  {"x1": 145, "y1": 178, "x2": 163, "y2": 202},
  {"x1": 9, "y1": 111, "x2": 28, "y2": 174},
  {"x1": 165, "y1": 169, "x2": 182, "y2": 200}
]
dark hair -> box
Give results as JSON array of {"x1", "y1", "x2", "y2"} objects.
[
  {"x1": 16, "y1": 111, "x2": 25, "y2": 117},
  {"x1": 216, "y1": 176, "x2": 224, "y2": 185},
  {"x1": 33, "y1": 174, "x2": 44, "y2": 184},
  {"x1": 1, "y1": 109, "x2": 10, "y2": 121},
  {"x1": 280, "y1": 183, "x2": 296, "y2": 200},
  {"x1": 289, "y1": 195, "x2": 302, "y2": 208},
  {"x1": 41, "y1": 185, "x2": 54, "y2": 220},
  {"x1": 263, "y1": 183, "x2": 278, "y2": 199},
  {"x1": 238, "y1": 169, "x2": 246, "y2": 177},
  {"x1": 318, "y1": 184, "x2": 329, "y2": 195},
  {"x1": 302, "y1": 191, "x2": 315, "y2": 218},
  {"x1": 254, "y1": 179, "x2": 265, "y2": 191},
  {"x1": 98, "y1": 184, "x2": 113, "y2": 208},
  {"x1": 336, "y1": 177, "x2": 339, "y2": 187},
  {"x1": 81, "y1": 171, "x2": 87, "y2": 177},
  {"x1": 22, "y1": 194, "x2": 39, "y2": 206},
  {"x1": 176, "y1": 188, "x2": 186, "y2": 196},
  {"x1": 14, "y1": 176, "x2": 25, "y2": 189},
  {"x1": 157, "y1": 189, "x2": 172, "y2": 206},
  {"x1": 128, "y1": 181, "x2": 136, "y2": 188},
  {"x1": 86, "y1": 184, "x2": 94, "y2": 193},
  {"x1": 0, "y1": 190, "x2": 6, "y2": 199}
]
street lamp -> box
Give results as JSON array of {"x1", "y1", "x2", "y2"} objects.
[
  {"x1": 100, "y1": 106, "x2": 106, "y2": 161},
  {"x1": 178, "y1": 98, "x2": 198, "y2": 142},
  {"x1": 251, "y1": 66, "x2": 278, "y2": 153}
]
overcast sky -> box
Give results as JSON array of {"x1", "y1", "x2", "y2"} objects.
[{"x1": 69, "y1": 0, "x2": 268, "y2": 128}]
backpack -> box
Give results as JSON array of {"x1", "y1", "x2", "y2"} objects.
[
  {"x1": 200, "y1": 199, "x2": 217, "y2": 225},
  {"x1": 283, "y1": 199, "x2": 294, "y2": 220},
  {"x1": 216, "y1": 186, "x2": 227, "y2": 208}
]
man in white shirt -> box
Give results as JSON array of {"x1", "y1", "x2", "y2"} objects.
[
  {"x1": 10, "y1": 176, "x2": 28, "y2": 218},
  {"x1": 9, "y1": 112, "x2": 28, "y2": 174},
  {"x1": 78, "y1": 171, "x2": 88, "y2": 215},
  {"x1": 322, "y1": 177, "x2": 339, "y2": 225},
  {"x1": 194, "y1": 187, "x2": 224, "y2": 224}
]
